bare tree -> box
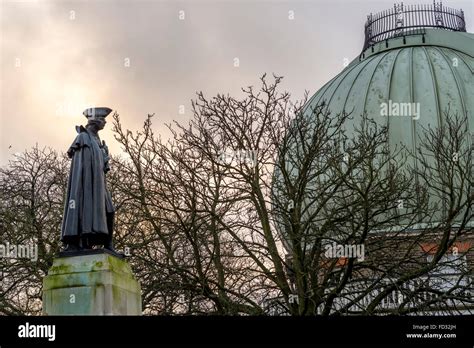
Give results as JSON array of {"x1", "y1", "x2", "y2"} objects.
[
  {"x1": 0, "y1": 75, "x2": 471, "y2": 316},
  {"x1": 0, "y1": 146, "x2": 67, "y2": 315},
  {"x1": 111, "y1": 74, "x2": 472, "y2": 315}
]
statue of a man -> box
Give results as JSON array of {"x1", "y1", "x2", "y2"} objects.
[{"x1": 61, "y1": 107, "x2": 116, "y2": 252}]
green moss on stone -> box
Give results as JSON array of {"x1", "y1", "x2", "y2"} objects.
[
  {"x1": 92, "y1": 261, "x2": 104, "y2": 271},
  {"x1": 49, "y1": 263, "x2": 73, "y2": 274}
]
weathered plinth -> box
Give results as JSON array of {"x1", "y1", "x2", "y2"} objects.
[{"x1": 42, "y1": 250, "x2": 142, "y2": 315}]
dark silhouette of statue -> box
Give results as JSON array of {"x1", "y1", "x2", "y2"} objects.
[{"x1": 61, "y1": 107, "x2": 117, "y2": 253}]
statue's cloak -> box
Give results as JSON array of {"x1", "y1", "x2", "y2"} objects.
[{"x1": 61, "y1": 126, "x2": 114, "y2": 244}]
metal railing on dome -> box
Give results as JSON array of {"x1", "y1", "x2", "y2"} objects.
[{"x1": 362, "y1": 2, "x2": 466, "y2": 51}]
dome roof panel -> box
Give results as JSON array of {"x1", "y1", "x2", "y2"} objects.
[
  {"x1": 306, "y1": 57, "x2": 371, "y2": 117},
  {"x1": 384, "y1": 48, "x2": 416, "y2": 153},
  {"x1": 411, "y1": 47, "x2": 438, "y2": 125},
  {"x1": 425, "y1": 47, "x2": 463, "y2": 122},
  {"x1": 363, "y1": 51, "x2": 398, "y2": 125},
  {"x1": 449, "y1": 51, "x2": 474, "y2": 120}
]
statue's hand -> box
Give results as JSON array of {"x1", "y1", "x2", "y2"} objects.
[{"x1": 66, "y1": 147, "x2": 76, "y2": 159}]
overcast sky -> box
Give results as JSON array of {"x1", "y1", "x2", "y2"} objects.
[{"x1": 1, "y1": 0, "x2": 473, "y2": 165}]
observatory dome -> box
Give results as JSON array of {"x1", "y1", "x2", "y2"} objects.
[
  {"x1": 305, "y1": 28, "x2": 473, "y2": 153},
  {"x1": 273, "y1": 3, "x2": 473, "y2": 248}
]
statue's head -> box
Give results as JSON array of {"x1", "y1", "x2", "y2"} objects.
[{"x1": 83, "y1": 107, "x2": 112, "y2": 131}]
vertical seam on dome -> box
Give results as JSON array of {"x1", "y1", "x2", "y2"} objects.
[
  {"x1": 386, "y1": 49, "x2": 402, "y2": 105},
  {"x1": 410, "y1": 47, "x2": 416, "y2": 166},
  {"x1": 434, "y1": 47, "x2": 468, "y2": 121},
  {"x1": 421, "y1": 46, "x2": 442, "y2": 129},
  {"x1": 410, "y1": 47, "x2": 415, "y2": 147}
]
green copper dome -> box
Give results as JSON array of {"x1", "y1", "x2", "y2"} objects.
[
  {"x1": 273, "y1": 4, "x2": 473, "y2": 249},
  {"x1": 305, "y1": 29, "x2": 474, "y2": 153}
]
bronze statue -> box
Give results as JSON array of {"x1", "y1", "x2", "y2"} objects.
[{"x1": 61, "y1": 107, "x2": 117, "y2": 253}]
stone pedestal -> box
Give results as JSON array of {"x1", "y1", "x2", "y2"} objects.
[{"x1": 42, "y1": 250, "x2": 142, "y2": 315}]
